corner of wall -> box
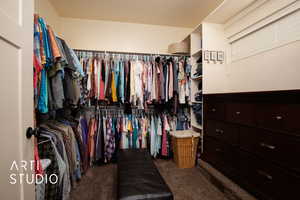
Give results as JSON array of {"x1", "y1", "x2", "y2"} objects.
[{"x1": 34, "y1": 0, "x2": 62, "y2": 36}]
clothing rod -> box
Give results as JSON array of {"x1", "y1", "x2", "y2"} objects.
[{"x1": 73, "y1": 49, "x2": 189, "y2": 57}]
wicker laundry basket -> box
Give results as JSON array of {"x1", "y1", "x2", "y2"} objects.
[{"x1": 171, "y1": 130, "x2": 200, "y2": 168}]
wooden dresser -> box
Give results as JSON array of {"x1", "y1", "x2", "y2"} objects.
[{"x1": 202, "y1": 91, "x2": 300, "y2": 200}]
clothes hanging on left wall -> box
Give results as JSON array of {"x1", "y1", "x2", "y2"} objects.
[
  {"x1": 36, "y1": 115, "x2": 84, "y2": 200},
  {"x1": 33, "y1": 14, "x2": 85, "y2": 200},
  {"x1": 34, "y1": 14, "x2": 84, "y2": 118}
]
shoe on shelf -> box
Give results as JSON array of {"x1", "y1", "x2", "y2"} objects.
[
  {"x1": 193, "y1": 63, "x2": 202, "y2": 77},
  {"x1": 192, "y1": 103, "x2": 202, "y2": 113},
  {"x1": 195, "y1": 92, "x2": 202, "y2": 102}
]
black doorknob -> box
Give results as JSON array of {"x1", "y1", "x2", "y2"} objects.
[{"x1": 26, "y1": 127, "x2": 40, "y2": 139}]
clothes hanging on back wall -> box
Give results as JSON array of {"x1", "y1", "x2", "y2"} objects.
[
  {"x1": 33, "y1": 13, "x2": 191, "y2": 162},
  {"x1": 94, "y1": 107, "x2": 190, "y2": 162},
  {"x1": 75, "y1": 50, "x2": 192, "y2": 110}
]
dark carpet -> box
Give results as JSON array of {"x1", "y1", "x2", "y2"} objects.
[{"x1": 70, "y1": 160, "x2": 228, "y2": 200}]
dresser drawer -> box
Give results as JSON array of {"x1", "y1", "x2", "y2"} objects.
[
  {"x1": 240, "y1": 127, "x2": 300, "y2": 172},
  {"x1": 202, "y1": 137, "x2": 220, "y2": 166},
  {"x1": 203, "y1": 137, "x2": 238, "y2": 177},
  {"x1": 205, "y1": 102, "x2": 225, "y2": 120},
  {"x1": 239, "y1": 126, "x2": 257, "y2": 153},
  {"x1": 226, "y1": 103, "x2": 255, "y2": 125},
  {"x1": 206, "y1": 120, "x2": 239, "y2": 145},
  {"x1": 240, "y1": 151, "x2": 300, "y2": 200},
  {"x1": 256, "y1": 103, "x2": 300, "y2": 135},
  {"x1": 256, "y1": 130, "x2": 300, "y2": 172}
]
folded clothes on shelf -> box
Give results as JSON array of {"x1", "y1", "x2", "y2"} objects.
[{"x1": 192, "y1": 103, "x2": 202, "y2": 125}]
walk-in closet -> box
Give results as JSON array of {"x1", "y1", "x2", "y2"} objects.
[{"x1": 1, "y1": 0, "x2": 300, "y2": 200}]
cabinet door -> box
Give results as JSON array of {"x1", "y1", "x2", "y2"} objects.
[
  {"x1": 240, "y1": 127, "x2": 300, "y2": 173},
  {"x1": 283, "y1": 104, "x2": 300, "y2": 134},
  {"x1": 202, "y1": 137, "x2": 220, "y2": 167},
  {"x1": 256, "y1": 103, "x2": 300, "y2": 135},
  {"x1": 256, "y1": 103, "x2": 286, "y2": 131},
  {"x1": 203, "y1": 137, "x2": 238, "y2": 178},
  {"x1": 226, "y1": 103, "x2": 255, "y2": 125},
  {"x1": 206, "y1": 120, "x2": 239, "y2": 145},
  {"x1": 204, "y1": 102, "x2": 225, "y2": 120},
  {"x1": 256, "y1": 130, "x2": 300, "y2": 173},
  {"x1": 239, "y1": 151, "x2": 300, "y2": 200},
  {"x1": 239, "y1": 126, "x2": 257, "y2": 153}
]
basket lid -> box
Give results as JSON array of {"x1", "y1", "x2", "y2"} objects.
[{"x1": 171, "y1": 130, "x2": 200, "y2": 138}]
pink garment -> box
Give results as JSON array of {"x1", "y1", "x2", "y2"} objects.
[
  {"x1": 34, "y1": 140, "x2": 44, "y2": 175},
  {"x1": 161, "y1": 116, "x2": 170, "y2": 156}
]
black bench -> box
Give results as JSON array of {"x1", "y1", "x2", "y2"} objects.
[{"x1": 117, "y1": 149, "x2": 173, "y2": 200}]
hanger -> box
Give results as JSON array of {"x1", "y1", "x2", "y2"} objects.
[
  {"x1": 38, "y1": 139, "x2": 51, "y2": 145},
  {"x1": 37, "y1": 133, "x2": 53, "y2": 145}
]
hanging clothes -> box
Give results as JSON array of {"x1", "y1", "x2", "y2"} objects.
[
  {"x1": 34, "y1": 15, "x2": 84, "y2": 118},
  {"x1": 105, "y1": 117, "x2": 115, "y2": 162},
  {"x1": 75, "y1": 50, "x2": 191, "y2": 109}
]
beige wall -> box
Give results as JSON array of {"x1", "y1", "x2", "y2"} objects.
[
  {"x1": 203, "y1": 0, "x2": 300, "y2": 94},
  {"x1": 34, "y1": 0, "x2": 61, "y2": 35},
  {"x1": 34, "y1": 0, "x2": 192, "y2": 54},
  {"x1": 59, "y1": 17, "x2": 192, "y2": 54},
  {"x1": 202, "y1": 23, "x2": 229, "y2": 94},
  {"x1": 226, "y1": 41, "x2": 300, "y2": 93}
]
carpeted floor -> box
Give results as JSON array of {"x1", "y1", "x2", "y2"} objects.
[{"x1": 70, "y1": 160, "x2": 228, "y2": 200}]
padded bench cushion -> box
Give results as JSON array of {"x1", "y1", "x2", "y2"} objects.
[{"x1": 117, "y1": 149, "x2": 173, "y2": 200}]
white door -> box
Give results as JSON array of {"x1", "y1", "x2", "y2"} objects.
[{"x1": 0, "y1": 0, "x2": 35, "y2": 199}]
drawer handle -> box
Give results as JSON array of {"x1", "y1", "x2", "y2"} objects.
[
  {"x1": 257, "y1": 170, "x2": 273, "y2": 180},
  {"x1": 236, "y1": 111, "x2": 241, "y2": 115},
  {"x1": 211, "y1": 108, "x2": 216, "y2": 112},
  {"x1": 275, "y1": 115, "x2": 283, "y2": 120},
  {"x1": 215, "y1": 148, "x2": 222, "y2": 152},
  {"x1": 215, "y1": 129, "x2": 224, "y2": 134},
  {"x1": 260, "y1": 142, "x2": 276, "y2": 150}
]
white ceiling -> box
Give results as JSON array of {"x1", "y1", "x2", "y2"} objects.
[{"x1": 49, "y1": 0, "x2": 224, "y2": 28}]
